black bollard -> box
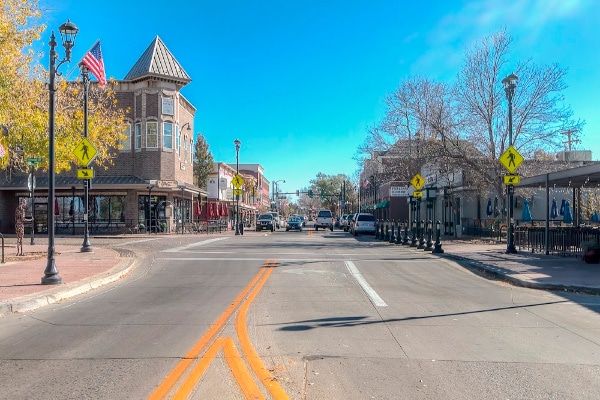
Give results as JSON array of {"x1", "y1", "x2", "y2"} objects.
[
  {"x1": 432, "y1": 220, "x2": 444, "y2": 253},
  {"x1": 402, "y1": 220, "x2": 410, "y2": 245},
  {"x1": 395, "y1": 220, "x2": 402, "y2": 244},
  {"x1": 417, "y1": 220, "x2": 426, "y2": 249},
  {"x1": 410, "y1": 220, "x2": 418, "y2": 247},
  {"x1": 389, "y1": 220, "x2": 396, "y2": 243},
  {"x1": 424, "y1": 220, "x2": 433, "y2": 251}
]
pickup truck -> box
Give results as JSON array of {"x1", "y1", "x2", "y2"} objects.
[{"x1": 314, "y1": 209, "x2": 333, "y2": 231}]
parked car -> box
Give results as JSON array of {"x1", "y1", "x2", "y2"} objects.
[
  {"x1": 256, "y1": 213, "x2": 275, "y2": 232},
  {"x1": 339, "y1": 214, "x2": 349, "y2": 230},
  {"x1": 286, "y1": 216, "x2": 303, "y2": 231},
  {"x1": 268, "y1": 212, "x2": 283, "y2": 229},
  {"x1": 345, "y1": 213, "x2": 356, "y2": 233},
  {"x1": 352, "y1": 213, "x2": 376, "y2": 235},
  {"x1": 315, "y1": 209, "x2": 333, "y2": 231}
]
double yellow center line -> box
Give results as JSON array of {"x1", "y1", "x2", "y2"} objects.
[{"x1": 148, "y1": 260, "x2": 289, "y2": 400}]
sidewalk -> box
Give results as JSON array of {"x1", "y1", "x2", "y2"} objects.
[
  {"x1": 1, "y1": 233, "x2": 599, "y2": 316},
  {"x1": 0, "y1": 239, "x2": 136, "y2": 314},
  {"x1": 436, "y1": 238, "x2": 600, "y2": 295}
]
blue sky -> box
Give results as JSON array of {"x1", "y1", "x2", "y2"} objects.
[{"x1": 42, "y1": 0, "x2": 600, "y2": 196}]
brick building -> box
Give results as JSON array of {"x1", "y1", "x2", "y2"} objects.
[{"x1": 0, "y1": 36, "x2": 207, "y2": 234}]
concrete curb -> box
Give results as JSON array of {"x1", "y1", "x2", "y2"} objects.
[
  {"x1": 440, "y1": 253, "x2": 600, "y2": 296},
  {"x1": 0, "y1": 257, "x2": 137, "y2": 315}
]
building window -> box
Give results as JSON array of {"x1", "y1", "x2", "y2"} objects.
[
  {"x1": 163, "y1": 122, "x2": 173, "y2": 149},
  {"x1": 121, "y1": 123, "x2": 132, "y2": 151},
  {"x1": 176, "y1": 125, "x2": 181, "y2": 155},
  {"x1": 135, "y1": 123, "x2": 141, "y2": 149},
  {"x1": 146, "y1": 121, "x2": 158, "y2": 148},
  {"x1": 190, "y1": 139, "x2": 194, "y2": 163}
]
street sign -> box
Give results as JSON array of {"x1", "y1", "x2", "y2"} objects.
[
  {"x1": 233, "y1": 188, "x2": 242, "y2": 196},
  {"x1": 77, "y1": 168, "x2": 95, "y2": 179},
  {"x1": 410, "y1": 173, "x2": 425, "y2": 190},
  {"x1": 499, "y1": 145, "x2": 524, "y2": 173},
  {"x1": 25, "y1": 157, "x2": 43, "y2": 165},
  {"x1": 232, "y1": 173, "x2": 244, "y2": 188},
  {"x1": 73, "y1": 137, "x2": 98, "y2": 166},
  {"x1": 413, "y1": 190, "x2": 423, "y2": 198},
  {"x1": 503, "y1": 174, "x2": 520, "y2": 185}
]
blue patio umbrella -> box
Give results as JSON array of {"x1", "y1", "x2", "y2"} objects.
[
  {"x1": 591, "y1": 211, "x2": 599, "y2": 222},
  {"x1": 550, "y1": 197, "x2": 558, "y2": 219},
  {"x1": 486, "y1": 198, "x2": 493, "y2": 216},
  {"x1": 563, "y1": 201, "x2": 573, "y2": 224},
  {"x1": 560, "y1": 199, "x2": 566, "y2": 216},
  {"x1": 521, "y1": 199, "x2": 532, "y2": 222}
]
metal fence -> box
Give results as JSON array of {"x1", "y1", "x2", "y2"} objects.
[{"x1": 514, "y1": 226, "x2": 600, "y2": 257}]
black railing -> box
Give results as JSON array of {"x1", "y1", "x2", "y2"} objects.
[{"x1": 514, "y1": 226, "x2": 600, "y2": 257}]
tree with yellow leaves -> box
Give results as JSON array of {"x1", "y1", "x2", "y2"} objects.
[{"x1": 0, "y1": 0, "x2": 126, "y2": 174}]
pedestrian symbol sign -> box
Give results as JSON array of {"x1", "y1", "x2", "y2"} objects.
[
  {"x1": 232, "y1": 173, "x2": 244, "y2": 188},
  {"x1": 410, "y1": 173, "x2": 425, "y2": 190},
  {"x1": 499, "y1": 145, "x2": 523, "y2": 173},
  {"x1": 73, "y1": 138, "x2": 98, "y2": 166}
]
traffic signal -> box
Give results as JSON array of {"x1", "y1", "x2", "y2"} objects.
[{"x1": 308, "y1": 189, "x2": 313, "y2": 198}]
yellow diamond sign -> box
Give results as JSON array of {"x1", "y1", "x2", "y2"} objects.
[
  {"x1": 410, "y1": 173, "x2": 425, "y2": 190},
  {"x1": 73, "y1": 138, "x2": 98, "y2": 166},
  {"x1": 232, "y1": 173, "x2": 244, "y2": 188},
  {"x1": 499, "y1": 145, "x2": 524, "y2": 173}
]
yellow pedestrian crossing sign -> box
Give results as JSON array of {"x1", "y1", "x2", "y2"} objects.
[
  {"x1": 413, "y1": 190, "x2": 423, "y2": 198},
  {"x1": 232, "y1": 173, "x2": 244, "y2": 188},
  {"x1": 504, "y1": 174, "x2": 520, "y2": 185},
  {"x1": 233, "y1": 188, "x2": 243, "y2": 196},
  {"x1": 410, "y1": 173, "x2": 425, "y2": 190},
  {"x1": 73, "y1": 138, "x2": 98, "y2": 166},
  {"x1": 499, "y1": 145, "x2": 524, "y2": 173}
]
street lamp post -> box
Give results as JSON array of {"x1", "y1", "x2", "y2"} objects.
[
  {"x1": 502, "y1": 73, "x2": 518, "y2": 254},
  {"x1": 42, "y1": 20, "x2": 78, "y2": 285},
  {"x1": 234, "y1": 139, "x2": 241, "y2": 235},
  {"x1": 80, "y1": 67, "x2": 92, "y2": 252},
  {"x1": 272, "y1": 179, "x2": 285, "y2": 212}
]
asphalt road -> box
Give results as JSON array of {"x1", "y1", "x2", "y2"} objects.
[{"x1": 0, "y1": 229, "x2": 599, "y2": 399}]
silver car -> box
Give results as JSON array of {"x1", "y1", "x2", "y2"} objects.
[{"x1": 352, "y1": 213, "x2": 376, "y2": 236}]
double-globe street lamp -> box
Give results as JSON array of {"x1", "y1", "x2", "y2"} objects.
[
  {"x1": 234, "y1": 139, "x2": 241, "y2": 235},
  {"x1": 42, "y1": 20, "x2": 78, "y2": 285},
  {"x1": 502, "y1": 73, "x2": 519, "y2": 254}
]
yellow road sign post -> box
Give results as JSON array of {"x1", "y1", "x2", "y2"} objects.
[
  {"x1": 232, "y1": 173, "x2": 244, "y2": 188},
  {"x1": 499, "y1": 145, "x2": 524, "y2": 173},
  {"x1": 504, "y1": 174, "x2": 520, "y2": 185},
  {"x1": 73, "y1": 138, "x2": 98, "y2": 166},
  {"x1": 410, "y1": 173, "x2": 425, "y2": 190},
  {"x1": 77, "y1": 168, "x2": 95, "y2": 179}
]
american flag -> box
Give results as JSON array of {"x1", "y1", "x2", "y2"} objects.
[
  {"x1": 0, "y1": 143, "x2": 5, "y2": 158},
  {"x1": 81, "y1": 40, "x2": 107, "y2": 86}
]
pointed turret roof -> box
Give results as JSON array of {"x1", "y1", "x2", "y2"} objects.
[{"x1": 124, "y1": 36, "x2": 191, "y2": 84}]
